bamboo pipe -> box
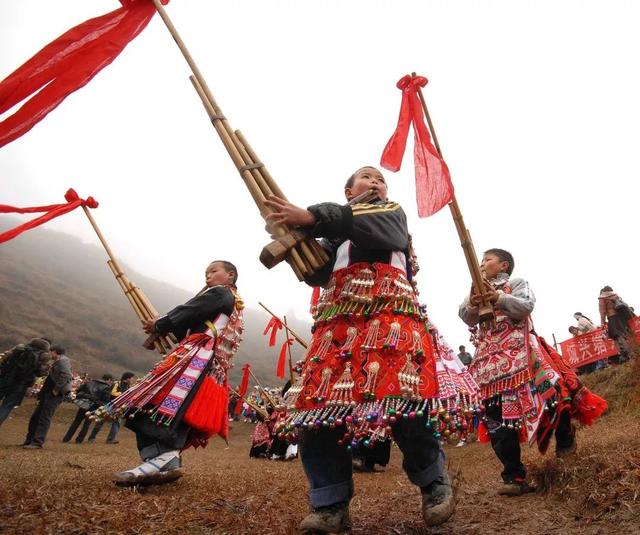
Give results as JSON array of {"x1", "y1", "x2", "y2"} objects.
[
  {"x1": 411, "y1": 73, "x2": 494, "y2": 323},
  {"x1": 188, "y1": 76, "x2": 308, "y2": 280},
  {"x1": 284, "y1": 316, "x2": 295, "y2": 384},
  {"x1": 247, "y1": 367, "x2": 278, "y2": 408},
  {"x1": 258, "y1": 302, "x2": 309, "y2": 349},
  {"x1": 150, "y1": 0, "x2": 323, "y2": 280},
  {"x1": 230, "y1": 388, "x2": 268, "y2": 420}
]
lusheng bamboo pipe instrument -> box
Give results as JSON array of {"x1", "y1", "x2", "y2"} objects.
[
  {"x1": 150, "y1": 0, "x2": 327, "y2": 282},
  {"x1": 81, "y1": 206, "x2": 176, "y2": 354},
  {"x1": 247, "y1": 367, "x2": 279, "y2": 409},
  {"x1": 411, "y1": 73, "x2": 495, "y2": 323}
]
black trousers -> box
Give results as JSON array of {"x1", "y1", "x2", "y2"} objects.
[
  {"x1": 485, "y1": 402, "x2": 574, "y2": 482},
  {"x1": 0, "y1": 384, "x2": 29, "y2": 426},
  {"x1": 126, "y1": 413, "x2": 190, "y2": 460},
  {"x1": 63, "y1": 406, "x2": 97, "y2": 443},
  {"x1": 25, "y1": 391, "x2": 63, "y2": 446}
]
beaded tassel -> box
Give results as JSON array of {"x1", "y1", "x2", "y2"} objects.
[
  {"x1": 339, "y1": 275, "x2": 354, "y2": 300},
  {"x1": 378, "y1": 274, "x2": 392, "y2": 297},
  {"x1": 284, "y1": 373, "x2": 306, "y2": 407},
  {"x1": 393, "y1": 275, "x2": 413, "y2": 297},
  {"x1": 361, "y1": 361, "x2": 380, "y2": 401},
  {"x1": 398, "y1": 355, "x2": 422, "y2": 401},
  {"x1": 339, "y1": 327, "x2": 358, "y2": 358},
  {"x1": 309, "y1": 330, "x2": 334, "y2": 363},
  {"x1": 361, "y1": 319, "x2": 380, "y2": 351},
  {"x1": 312, "y1": 367, "x2": 333, "y2": 403},
  {"x1": 411, "y1": 330, "x2": 424, "y2": 357},
  {"x1": 328, "y1": 363, "x2": 355, "y2": 407},
  {"x1": 350, "y1": 268, "x2": 375, "y2": 303},
  {"x1": 317, "y1": 277, "x2": 336, "y2": 314},
  {"x1": 383, "y1": 321, "x2": 401, "y2": 350}
]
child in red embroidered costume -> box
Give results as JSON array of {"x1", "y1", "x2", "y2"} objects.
[
  {"x1": 265, "y1": 166, "x2": 455, "y2": 533},
  {"x1": 459, "y1": 249, "x2": 607, "y2": 496},
  {"x1": 97, "y1": 261, "x2": 244, "y2": 486}
]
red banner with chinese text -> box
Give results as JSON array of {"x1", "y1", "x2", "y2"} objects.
[{"x1": 559, "y1": 329, "x2": 617, "y2": 368}]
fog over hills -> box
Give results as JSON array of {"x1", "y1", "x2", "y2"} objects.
[{"x1": 0, "y1": 218, "x2": 310, "y2": 386}]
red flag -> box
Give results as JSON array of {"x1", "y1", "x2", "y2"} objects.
[
  {"x1": 0, "y1": 0, "x2": 169, "y2": 148},
  {"x1": 0, "y1": 188, "x2": 98, "y2": 244},
  {"x1": 276, "y1": 338, "x2": 293, "y2": 379},
  {"x1": 380, "y1": 74, "x2": 454, "y2": 217},
  {"x1": 235, "y1": 363, "x2": 251, "y2": 414},
  {"x1": 262, "y1": 317, "x2": 283, "y2": 347}
]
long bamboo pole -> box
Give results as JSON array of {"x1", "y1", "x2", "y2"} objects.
[
  {"x1": 258, "y1": 301, "x2": 309, "y2": 349},
  {"x1": 247, "y1": 367, "x2": 278, "y2": 408},
  {"x1": 411, "y1": 73, "x2": 494, "y2": 322},
  {"x1": 230, "y1": 388, "x2": 268, "y2": 420}
]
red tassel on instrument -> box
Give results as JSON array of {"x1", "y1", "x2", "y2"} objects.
[
  {"x1": 277, "y1": 338, "x2": 293, "y2": 379},
  {"x1": 263, "y1": 317, "x2": 283, "y2": 347},
  {"x1": 380, "y1": 74, "x2": 454, "y2": 218}
]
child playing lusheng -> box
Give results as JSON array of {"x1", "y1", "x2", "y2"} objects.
[
  {"x1": 265, "y1": 166, "x2": 456, "y2": 533},
  {"x1": 100, "y1": 261, "x2": 244, "y2": 486},
  {"x1": 459, "y1": 249, "x2": 607, "y2": 496}
]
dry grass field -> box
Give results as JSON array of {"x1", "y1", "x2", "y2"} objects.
[{"x1": 0, "y1": 363, "x2": 639, "y2": 534}]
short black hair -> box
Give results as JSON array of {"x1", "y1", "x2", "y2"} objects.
[
  {"x1": 50, "y1": 345, "x2": 65, "y2": 354},
  {"x1": 459, "y1": 345, "x2": 466, "y2": 350},
  {"x1": 601, "y1": 285, "x2": 613, "y2": 292},
  {"x1": 102, "y1": 373, "x2": 114, "y2": 381},
  {"x1": 121, "y1": 372, "x2": 135, "y2": 381},
  {"x1": 344, "y1": 166, "x2": 379, "y2": 189},
  {"x1": 211, "y1": 260, "x2": 238, "y2": 284},
  {"x1": 484, "y1": 248, "x2": 515, "y2": 275}
]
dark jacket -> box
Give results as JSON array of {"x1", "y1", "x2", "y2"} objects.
[
  {"x1": 76, "y1": 379, "x2": 112, "y2": 405},
  {"x1": 0, "y1": 344, "x2": 51, "y2": 391},
  {"x1": 154, "y1": 285, "x2": 235, "y2": 341}
]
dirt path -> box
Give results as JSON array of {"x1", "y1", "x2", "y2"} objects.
[{"x1": 0, "y1": 399, "x2": 638, "y2": 534}]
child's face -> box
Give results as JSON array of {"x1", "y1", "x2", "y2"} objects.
[
  {"x1": 345, "y1": 167, "x2": 388, "y2": 202},
  {"x1": 480, "y1": 253, "x2": 509, "y2": 279},
  {"x1": 205, "y1": 262, "x2": 235, "y2": 287}
]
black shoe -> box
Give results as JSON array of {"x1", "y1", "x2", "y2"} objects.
[{"x1": 421, "y1": 471, "x2": 456, "y2": 526}]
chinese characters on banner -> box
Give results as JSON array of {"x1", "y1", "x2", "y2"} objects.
[{"x1": 560, "y1": 317, "x2": 640, "y2": 369}]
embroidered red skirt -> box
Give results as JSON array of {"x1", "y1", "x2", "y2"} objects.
[{"x1": 279, "y1": 263, "x2": 477, "y2": 444}]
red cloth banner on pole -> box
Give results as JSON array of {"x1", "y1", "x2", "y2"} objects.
[
  {"x1": 0, "y1": 188, "x2": 98, "y2": 244},
  {"x1": 380, "y1": 74, "x2": 454, "y2": 217},
  {"x1": 262, "y1": 317, "x2": 283, "y2": 347},
  {"x1": 235, "y1": 363, "x2": 251, "y2": 414},
  {"x1": 0, "y1": 0, "x2": 169, "y2": 149},
  {"x1": 276, "y1": 338, "x2": 293, "y2": 379},
  {"x1": 559, "y1": 329, "x2": 618, "y2": 368}
]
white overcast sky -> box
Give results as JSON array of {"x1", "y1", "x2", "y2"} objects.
[{"x1": 1, "y1": 0, "x2": 639, "y2": 350}]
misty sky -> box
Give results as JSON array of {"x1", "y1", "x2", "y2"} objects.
[{"x1": 1, "y1": 0, "x2": 639, "y2": 351}]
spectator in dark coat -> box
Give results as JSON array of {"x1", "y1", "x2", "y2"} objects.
[
  {"x1": 88, "y1": 372, "x2": 134, "y2": 444},
  {"x1": 63, "y1": 373, "x2": 114, "y2": 444},
  {"x1": 23, "y1": 345, "x2": 73, "y2": 449},
  {"x1": 0, "y1": 339, "x2": 52, "y2": 426}
]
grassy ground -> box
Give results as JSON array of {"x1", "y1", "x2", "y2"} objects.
[{"x1": 0, "y1": 363, "x2": 639, "y2": 534}]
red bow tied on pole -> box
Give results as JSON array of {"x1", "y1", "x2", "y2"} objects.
[
  {"x1": 0, "y1": 188, "x2": 98, "y2": 245},
  {"x1": 0, "y1": 0, "x2": 170, "y2": 149},
  {"x1": 380, "y1": 74, "x2": 454, "y2": 218},
  {"x1": 276, "y1": 338, "x2": 294, "y2": 379},
  {"x1": 263, "y1": 317, "x2": 283, "y2": 347}
]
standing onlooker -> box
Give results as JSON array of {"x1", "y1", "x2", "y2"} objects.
[
  {"x1": 574, "y1": 312, "x2": 597, "y2": 334},
  {"x1": 63, "y1": 374, "x2": 113, "y2": 444},
  {"x1": 599, "y1": 286, "x2": 636, "y2": 363},
  {"x1": 23, "y1": 345, "x2": 73, "y2": 449},
  {"x1": 88, "y1": 372, "x2": 135, "y2": 444},
  {"x1": 0, "y1": 339, "x2": 52, "y2": 426},
  {"x1": 457, "y1": 345, "x2": 473, "y2": 367}
]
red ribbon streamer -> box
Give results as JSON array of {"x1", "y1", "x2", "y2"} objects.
[
  {"x1": 0, "y1": 188, "x2": 98, "y2": 245},
  {"x1": 235, "y1": 363, "x2": 251, "y2": 414},
  {"x1": 380, "y1": 74, "x2": 454, "y2": 217},
  {"x1": 262, "y1": 317, "x2": 283, "y2": 347},
  {"x1": 0, "y1": 0, "x2": 169, "y2": 149},
  {"x1": 276, "y1": 338, "x2": 294, "y2": 379}
]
